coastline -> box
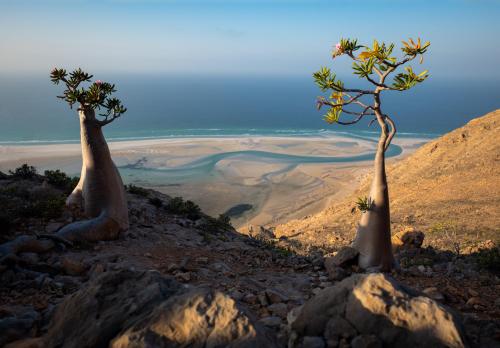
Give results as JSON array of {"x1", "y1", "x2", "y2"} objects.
[{"x1": 0, "y1": 134, "x2": 431, "y2": 230}]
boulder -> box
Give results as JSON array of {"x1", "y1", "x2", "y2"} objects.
[
  {"x1": 111, "y1": 288, "x2": 275, "y2": 348},
  {"x1": 351, "y1": 334, "x2": 382, "y2": 348},
  {"x1": 60, "y1": 256, "x2": 88, "y2": 276},
  {"x1": 8, "y1": 269, "x2": 276, "y2": 348},
  {"x1": 324, "y1": 264, "x2": 348, "y2": 282},
  {"x1": 290, "y1": 273, "x2": 466, "y2": 348},
  {"x1": 391, "y1": 227, "x2": 425, "y2": 250},
  {"x1": 0, "y1": 306, "x2": 40, "y2": 346},
  {"x1": 324, "y1": 246, "x2": 358, "y2": 269}
]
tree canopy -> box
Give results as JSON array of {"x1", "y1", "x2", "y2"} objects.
[
  {"x1": 313, "y1": 38, "x2": 430, "y2": 125},
  {"x1": 50, "y1": 68, "x2": 127, "y2": 126}
]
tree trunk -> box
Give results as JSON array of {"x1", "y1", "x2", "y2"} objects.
[
  {"x1": 58, "y1": 107, "x2": 129, "y2": 241},
  {"x1": 0, "y1": 108, "x2": 129, "y2": 258},
  {"x1": 352, "y1": 114, "x2": 394, "y2": 272}
]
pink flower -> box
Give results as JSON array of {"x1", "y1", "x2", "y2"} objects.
[
  {"x1": 95, "y1": 80, "x2": 103, "y2": 85},
  {"x1": 335, "y1": 43, "x2": 341, "y2": 50}
]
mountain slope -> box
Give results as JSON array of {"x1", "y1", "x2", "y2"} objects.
[{"x1": 275, "y1": 109, "x2": 500, "y2": 249}]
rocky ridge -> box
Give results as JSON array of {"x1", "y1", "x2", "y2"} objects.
[
  {"x1": 274, "y1": 109, "x2": 500, "y2": 250},
  {"x1": 1, "y1": 108, "x2": 500, "y2": 347}
]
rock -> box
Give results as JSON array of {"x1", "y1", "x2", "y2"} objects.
[
  {"x1": 258, "y1": 226, "x2": 276, "y2": 239},
  {"x1": 212, "y1": 262, "x2": 232, "y2": 273},
  {"x1": 423, "y1": 287, "x2": 445, "y2": 301},
  {"x1": 324, "y1": 316, "x2": 357, "y2": 340},
  {"x1": 267, "y1": 303, "x2": 288, "y2": 318},
  {"x1": 495, "y1": 298, "x2": 500, "y2": 308},
  {"x1": 20, "y1": 269, "x2": 276, "y2": 348},
  {"x1": 258, "y1": 294, "x2": 269, "y2": 306},
  {"x1": 265, "y1": 288, "x2": 288, "y2": 304},
  {"x1": 243, "y1": 293, "x2": 258, "y2": 305},
  {"x1": 467, "y1": 288, "x2": 479, "y2": 297},
  {"x1": 230, "y1": 289, "x2": 244, "y2": 301},
  {"x1": 89, "y1": 263, "x2": 105, "y2": 278},
  {"x1": 287, "y1": 306, "x2": 303, "y2": 326},
  {"x1": 465, "y1": 297, "x2": 482, "y2": 307},
  {"x1": 300, "y1": 336, "x2": 325, "y2": 348},
  {"x1": 324, "y1": 247, "x2": 358, "y2": 269},
  {"x1": 175, "y1": 272, "x2": 191, "y2": 282},
  {"x1": 311, "y1": 255, "x2": 324, "y2": 268},
  {"x1": 259, "y1": 316, "x2": 282, "y2": 328},
  {"x1": 312, "y1": 288, "x2": 322, "y2": 296},
  {"x1": 61, "y1": 256, "x2": 87, "y2": 276},
  {"x1": 45, "y1": 222, "x2": 64, "y2": 234},
  {"x1": 112, "y1": 288, "x2": 276, "y2": 348},
  {"x1": 324, "y1": 264, "x2": 348, "y2": 282},
  {"x1": 18, "y1": 252, "x2": 39, "y2": 265},
  {"x1": 391, "y1": 228, "x2": 425, "y2": 250},
  {"x1": 166, "y1": 263, "x2": 179, "y2": 272},
  {"x1": 196, "y1": 256, "x2": 209, "y2": 264},
  {"x1": 0, "y1": 306, "x2": 40, "y2": 346},
  {"x1": 291, "y1": 273, "x2": 466, "y2": 348},
  {"x1": 351, "y1": 334, "x2": 382, "y2": 348}
]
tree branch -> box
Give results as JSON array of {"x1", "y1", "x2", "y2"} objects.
[
  {"x1": 337, "y1": 105, "x2": 374, "y2": 125},
  {"x1": 97, "y1": 113, "x2": 121, "y2": 127},
  {"x1": 384, "y1": 114, "x2": 396, "y2": 150},
  {"x1": 383, "y1": 54, "x2": 416, "y2": 69}
]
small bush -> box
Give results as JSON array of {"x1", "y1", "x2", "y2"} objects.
[
  {"x1": 127, "y1": 184, "x2": 149, "y2": 197},
  {"x1": 0, "y1": 212, "x2": 14, "y2": 235},
  {"x1": 148, "y1": 197, "x2": 163, "y2": 208},
  {"x1": 355, "y1": 196, "x2": 373, "y2": 213},
  {"x1": 258, "y1": 238, "x2": 293, "y2": 257},
  {"x1": 197, "y1": 214, "x2": 233, "y2": 234},
  {"x1": 0, "y1": 182, "x2": 66, "y2": 235},
  {"x1": 429, "y1": 221, "x2": 462, "y2": 256},
  {"x1": 217, "y1": 214, "x2": 231, "y2": 227},
  {"x1": 474, "y1": 247, "x2": 500, "y2": 271},
  {"x1": 20, "y1": 194, "x2": 66, "y2": 220},
  {"x1": 165, "y1": 197, "x2": 201, "y2": 220},
  {"x1": 44, "y1": 169, "x2": 79, "y2": 193},
  {"x1": 9, "y1": 164, "x2": 37, "y2": 179}
]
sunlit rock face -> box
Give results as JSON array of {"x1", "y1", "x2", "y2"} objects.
[
  {"x1": 290, "y1": 273, "x2": 467, "y2": 348},
  {"x1": 20, "y1": 269, "x2": 277, "y2": 348}
]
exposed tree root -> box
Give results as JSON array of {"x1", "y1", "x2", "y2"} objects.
[
  {"x1": 56, "y1": 212, "x2": 121, "y2": 243},
  {"x1": 0, "y1": 236, "x2": 55, "y2": 257},
  {"x1": 0, "y1": 213, "x2": 122, "y2": 264},
  {"x1": 35, "y1": 234, "x2": 73, "y2": 248}
]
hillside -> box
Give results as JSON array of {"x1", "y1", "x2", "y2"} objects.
[
  {"x1": 0, "y1": 114, "x2": 499, "y2": 346},
  {"x1": 275, "y1": 109, "x2": 500, "y2": 251}
]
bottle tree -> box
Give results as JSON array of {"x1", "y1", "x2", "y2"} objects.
[
  {"x1": 0, "y1": 69, "x2": 129, "y2": 257},
  {"x1": 314, "y1": 38, "x2": 430, "y2": 271},
  {"x1": 49, "y1": 68, "x2": 129, "y2": 242}
]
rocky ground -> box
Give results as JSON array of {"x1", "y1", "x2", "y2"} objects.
[
  {"x1": 275, "y1": 109, "x2": 500, "y2": 250},
  {"x1": 0, "y1": 168, "x2": 499, "y2": 347}
]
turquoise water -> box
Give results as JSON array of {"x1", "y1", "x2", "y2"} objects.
[
  {"x1": 0, "y1": 75, "x2": 499, "y2": 144},
  {"x1": 118, "y1": 139, "x2": 403, "y2": 185}
]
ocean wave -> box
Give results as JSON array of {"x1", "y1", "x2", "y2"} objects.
[{"x1": 0, "y1": 128, "x2": 437, "y2": 145}]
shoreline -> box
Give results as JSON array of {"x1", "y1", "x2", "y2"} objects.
[{"x1": 0, "y1": 134, "x2": 431, "y2": 230}]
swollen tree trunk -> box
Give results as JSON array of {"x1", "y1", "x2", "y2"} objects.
[
  {"x1": 60, "y1": 107, "x2": 129, "y2": 241},
  {"x1": 0, "y1": 108, "x2": 128, "y2": 257},
  {"x1": 352, "y1": 112, "x2": 395, "y2": 272}
]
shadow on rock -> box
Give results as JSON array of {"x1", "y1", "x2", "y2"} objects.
[{"x1": 6, "y1": 269, "x2": 277, "y2": 348}]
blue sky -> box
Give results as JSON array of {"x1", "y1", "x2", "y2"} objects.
[{"x1": 1, "y1": 0, "x2": 499, "y2": 78}]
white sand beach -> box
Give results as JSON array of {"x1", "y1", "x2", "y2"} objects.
[{"x1": 0, "y1": 135, "x2": 429, "y2": 230}]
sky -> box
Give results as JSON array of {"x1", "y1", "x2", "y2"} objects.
[{"x1": 1, "y1": 0, "x2": 500, "y2": 79}]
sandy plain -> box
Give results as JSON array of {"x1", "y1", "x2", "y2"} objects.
[{"x1": 0, "y1": 135, "x2": 428, "y2": 230}]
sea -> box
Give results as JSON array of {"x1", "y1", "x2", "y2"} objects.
[{"x1": 0, "y1": 74, "x2": 499, "y2": 144}]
